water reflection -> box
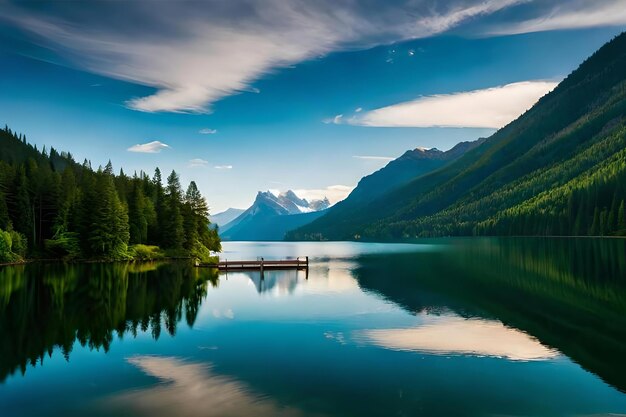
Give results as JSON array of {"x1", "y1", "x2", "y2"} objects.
[
  {"x1": 244, "y1": 270, "x2": 303, "y2": 295},
  {"x1": 353, "y1": 237, "x2": 626, "y2": 392},
  {"x1": 233, "y1": 261, "x2": 359, "y2": 296},
  {"x1": 1, "y1": 238, "x2": 626, "y2": 417},
  {"x1": 106, "y1": 356, "x2": 313, "y2": 417},
  {"x1": 0, "y1": 262, "x2": 218, "y2": 382},
  {"x1": 357, "y1": 315, "x2": 558, "y2": 361}
]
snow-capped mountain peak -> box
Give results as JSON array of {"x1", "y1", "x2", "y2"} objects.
[{"x1": 219, "y1": 189, "x2": 331, "y2": 239}]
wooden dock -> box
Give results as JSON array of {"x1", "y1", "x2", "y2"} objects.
[{"x1": 198, "y1": 257, "x2": 309, "y2": 271}]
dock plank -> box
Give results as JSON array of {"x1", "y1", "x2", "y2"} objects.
[{"x1": 197, "y1": 257, "x2": 309, "y2": 271}]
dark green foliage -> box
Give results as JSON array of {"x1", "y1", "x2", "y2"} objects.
[
  {"x1": 290, "y1": 32, "x2": 626, "y2": 240},
  {"x1": 0, "y1": 230, "x2": 13, "y2": 263},
  {"x1": 0, "y1": 228, "x2": 26, "y2": 262},
  {"x1": 163, "y1": 170, "x2": 185, "y2": 250},
  {"x1": 184, "y1": 181, "x2": 221, "y2": 258},
  {"x1": 85, "y1": 168, "x2": 130, "y2": 258},
  {"x1": 0, "y1": 189, "x2": 9, "y2": 230},
  {"x1": 128, "y1": 181, "x2": 148, "y2": 244},
  {"x1": 13, "y1": 168, "x2": 33, "y2": 244},
  {"x1": 0, "y1": 126, "x2": 220, "y2": 260}
]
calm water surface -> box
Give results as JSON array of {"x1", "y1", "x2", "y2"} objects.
[{"x1": 1, "y1": 238, "x2": 626, "y2": 417}]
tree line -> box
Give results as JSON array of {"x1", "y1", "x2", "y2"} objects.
[{"x1": 0, "y1": 126, "x2": 220, "y2": 262}]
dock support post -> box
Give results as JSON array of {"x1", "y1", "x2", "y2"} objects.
[{"x1": 260, "y1": 257, "x2": 264, "y2": 278}]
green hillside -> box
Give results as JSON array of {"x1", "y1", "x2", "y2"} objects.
[
  {"x1": 292, "y1": 139, "x2": 483, "y2": 240},
  {"x1": 290, "y1": 32, "x2": 626, "y2": 240}
]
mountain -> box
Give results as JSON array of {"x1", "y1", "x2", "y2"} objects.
[
  {"x1": 220, "y1": 190, "x2": 330, "y2": 240},
  {"x1": 348, "y1": 141, "x2": 485, "y2": 206},
  {"x1": 298, "y1": 139, "x2": 484, "y2": 239},
  {"x1": 289, "y1": 32, "x2": 626, "y2": 240},
  {"x1": 221, "y1": 211, "x2": 326, "y2": 241},
  {"x1": 209, "y1": 208, "x2": 245, "y2": 228}
]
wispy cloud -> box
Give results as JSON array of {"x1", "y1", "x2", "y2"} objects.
[
  {"x1": 127, "y1": 140, "x2": 170, "y2": 153},
  {"x1": 293, "y1": 185, "x2": 354, "y2": 205},
  {"x1": 214, "y1": 165, "x2": 233, "y2": 170},
  {"x1": 323, "y1": 114, "x2": 344, "y2": 125},
  {"x1": 189, "y1": 158, "x2": 209, "y2": 167},
  {"x1": 199, "y1": 128, "x2": 218, "y2": 135},
  {"x1": 353, "y1": 155, "x2": 394, "y2": 161},
  {"x1": 1, "y1": 0, "x2": 524, "y2": 113},
  {"x1": 489, "y1": 0, "x2": 626, "y2": 35},
  {"x1": 344, "y1": 81, "x2": 558, "y2": 129}
]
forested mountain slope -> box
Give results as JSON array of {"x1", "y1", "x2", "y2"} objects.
[
  {"x1": 289, "y1": 32, "x2": 626, "y2": 240},
  {"x1": 288, "y1": 139, "x2": 483, "y2": 240}
]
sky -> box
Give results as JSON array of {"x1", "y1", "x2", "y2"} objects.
[{"x1": 0, "y1": 1, "x2": 624, "y2": 212}]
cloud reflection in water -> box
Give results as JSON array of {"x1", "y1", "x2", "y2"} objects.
[
  {"x1": 108, "y1": 356, "x2": 315, "y2": 417},
  {"x1": 357, "y1": 315, "x2": 559, "y2": 361}
]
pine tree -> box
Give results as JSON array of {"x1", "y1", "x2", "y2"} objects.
[
  {"x1": 163, "y1": 170, "x2": 184, "y2": 249},
  {"x1": 0, "y1": 189, "x2": 9, "y2": 230},
  {"x1": 590, "y1": 207, "x2": 600, "y2": 236},
  {"x1": 87, "y1": 171, "x2": 129, "y2": 258},
  {"x1": 14, "y1": 168, "x2": 34, "y2": 245},
  {"x1": 151, "y1": 168, "x2": 166, "y2": 245},
  {"x1": 618, "y1": 200, "x2": 626, "y2": 233},
  {"x1": 128, "y1": 182, "x2": 148, "y2": 244},
  {"x1": 183, "y1": 181, "x2": 204, "y2": 250}
]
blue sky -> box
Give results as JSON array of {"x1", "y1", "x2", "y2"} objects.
[{"x1": 0, "y1": 1, "x2": 624, "y2": 212}]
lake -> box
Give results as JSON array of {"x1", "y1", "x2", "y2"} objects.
[{"x1": 1, "y1": 238, "x2": 626, "y2": 417}]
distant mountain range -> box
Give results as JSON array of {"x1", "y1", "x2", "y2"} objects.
[
  {"x1": 289, "y1": 32, "x2": 626, "y2": 240},
  {"x1": 219, "y1": 190, "x2": 329, "y2": 241},
  {"x1": 209, "y1": 208, "x2": 245, "y2": 228},
  {"x1": 219, "y1": 141, "x2": 482, "y2": 241}
]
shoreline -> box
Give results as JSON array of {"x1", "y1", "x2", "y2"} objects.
[{"x1": 0, "y1": 256, "x2": 210, "y2": 268}]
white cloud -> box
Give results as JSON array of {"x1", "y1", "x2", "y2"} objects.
[
  {"x1": 214, "y1": 165, "x2": 233, "y2": 170},
  {"x1": 490, "y1": 0, "x2": 626, "y2": 35},
  {"x1": 199, "y1": 128, "x2": 218, "y2": 135},
  {"x1": 127, "y1": 140, "x2": 170, "y2": 153},
  {"x1": 355, "y1": 107, "x2": 362, "y2": 113},
  {"x1": 353, "y1": 155, "x2": 394, "y2": 161},
  {"x1": 2, "y1": 0, "x2": 524, "y2": 113},
  {"x1": 346, "y1": 81, "x2": 558, "y2": 129},
  {"x1": 293, "y1": 185, "x2": 354, "y2": 205},
  {"x1": 188, "y1": 158, "x2": 209, "y2": 167},
  {"x1": 323, "y1": 114, "x2": 344, "y2": 124}
]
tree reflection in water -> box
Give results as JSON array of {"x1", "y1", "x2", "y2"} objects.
[{"x1": 0, "y1": 262, "x2": 218, "y2": 382}]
